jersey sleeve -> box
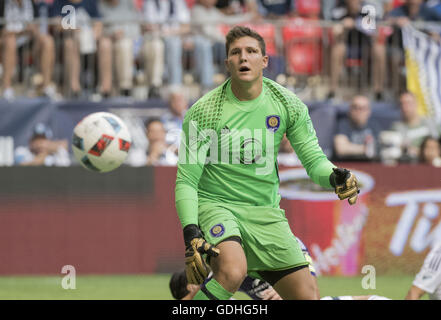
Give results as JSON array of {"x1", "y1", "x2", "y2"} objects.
[
  {"x1": 413, "y1": 243, "x2": 441, "y2": 294},
  {"x1": 285, "y1": 98, "x2": 335, "y2": 189},
  {"x1": 175, "y1": 118, "x2": 208, "y2": 228},
  {"x1": 175, "y1": 89, "x2": 224, "y2": 228}
]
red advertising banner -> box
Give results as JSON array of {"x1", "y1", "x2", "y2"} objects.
[
  {"x1": 280, "y1": 163, "x2": 441, "y2": 276},
  {"x1": 0, "y1": 164, "x2": 439, "y2": 275}
]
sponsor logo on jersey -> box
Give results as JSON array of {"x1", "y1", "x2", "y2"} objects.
[
  {"x1": 210, "y1": 223, "x2": 225, "y2": 238},
  {"x1": 266, "y1": 115, "x2": 280, "y2": 132},
  {"x1": 239, "y1": 138, "x2": 262, "y2": 164}
]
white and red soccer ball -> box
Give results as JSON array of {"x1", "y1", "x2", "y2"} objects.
[{"x1": 72, "y1": 112, "x2": 132, "y2": 173}]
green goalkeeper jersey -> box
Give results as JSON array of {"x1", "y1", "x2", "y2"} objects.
[{"x1": 175, "y1": 77, "x2": 335, "y2": 228}]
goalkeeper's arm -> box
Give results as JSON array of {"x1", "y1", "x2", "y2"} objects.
[
  {"x1": 175, "y1": 181, "x2": 220, "y2": 285},
  {"x1": 175, "y1": 115, "x2": 220, "y2": 284},
  {"x1": 284, "y1": 101, "x2": 360, "y2": 204}
]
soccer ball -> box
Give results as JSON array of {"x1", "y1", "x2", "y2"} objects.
[{"x1": 72, "y1": 112, "x2": 132, "y2": 173}]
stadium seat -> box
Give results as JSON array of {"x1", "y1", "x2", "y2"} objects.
[
  {"x1": 218, "y1": 24, "x2": 231, "y2": 37},
  {"x1": 218, "y1": 23, "x2": 278, "y2": 56},
  {"x1": 243, "y1": 23, "x2": 278, "y2": 56},
  {"x1": 392, "y1": 0, "x2": 405, "y2": 8},
  {"x1": 296, "y1": 0, "x2": 320, "y2": 18},
  {"x1": 134, "y1": 0, "x2": 143, "y2": 10},
  {"x1": 282, "y1": 18, "x2": 323, "y2": 76},
  {"x1": 185, "y1": 0, "x2": 196, "y2": 9},
  {"x1": 377, "y1": 25, "x2": 394, "y2": 45}
]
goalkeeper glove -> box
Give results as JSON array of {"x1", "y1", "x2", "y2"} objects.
[
  {"x1": 330, "y1": 167, "x2": 360, "y2": 205},
  {"x1": 183, "y1": 224, "x2": 220, "y2": 285}
]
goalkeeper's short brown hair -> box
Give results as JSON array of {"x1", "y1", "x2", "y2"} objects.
[{"x1": 225, "y1": 26, "x2": 266, "y2": 57}]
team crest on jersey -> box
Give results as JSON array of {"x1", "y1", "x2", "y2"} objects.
[
  {"x1": 210, "y1": 224, "x2": 225, "y2": 238},
  {"x1": 266, "y1": 115, "x2": 280, "y2": 132}
]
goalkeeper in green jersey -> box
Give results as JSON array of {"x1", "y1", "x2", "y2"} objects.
[{"x1": 175, "y1": 26, "x2": 360, "y2": 300}]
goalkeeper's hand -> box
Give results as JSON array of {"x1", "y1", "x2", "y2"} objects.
[
  {"x1": 330, "y1": 168, "x2": 360, "y2": 205},
  {"x1": 183, "y1": 224, "x2": 220, "y2": 285}
]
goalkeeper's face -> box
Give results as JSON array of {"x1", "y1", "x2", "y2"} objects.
[{"x1": 225, "y1": 36, "x2": 268, "y2": 84}]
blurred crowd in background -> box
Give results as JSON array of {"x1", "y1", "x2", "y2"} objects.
[{"x1": 1, "y1": 0, "x2": 441, "y2": 169}]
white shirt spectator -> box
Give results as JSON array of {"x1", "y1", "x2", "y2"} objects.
[
  {"x1": 4, "y1": 0, "x2": 34, "y2": 33},
  {"x1": 191, "y1": 1, "x2": 253, "y2": 43},
  {"x1": 126, "y1": 147, "x2": 178, "y2": 166},
  {"x1": 14, "y1": 123, "x2": 71, "y2": 167},
  {"x1": 99, "y1": 0, "x2": 141, "y2": 40},
  {"x1": 142, "y1": 0, "x2": 190, "y2": 33},
  {"x1": 161, "y1": 111, "x2": 183, "y2": 147},
  {"x1": 14, "y1": 145, "x2": 71, "y2": 167}
]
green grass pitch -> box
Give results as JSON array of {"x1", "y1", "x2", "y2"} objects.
[{"x1": 0, "y1": 274, "x2": 418, "y2": 300}]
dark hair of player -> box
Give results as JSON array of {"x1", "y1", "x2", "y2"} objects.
[
  {"x1": 169, "y1": 270, "x2": 190, "y2": 300},
  {"x1": 225, "y1": 26, "x2": 266, "y2": 57}
]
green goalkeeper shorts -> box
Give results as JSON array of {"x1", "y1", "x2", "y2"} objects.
[{"x1": 198, "y1": 201, "x2": 308, "y2": 280}]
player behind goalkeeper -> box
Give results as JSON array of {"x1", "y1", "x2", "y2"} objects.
[
  {"x1": 406, "y1": 241, "x2": 441, "y2": 300},
  {"x1": 175, "y1": 25, "x2": 360, "y2": 300}
]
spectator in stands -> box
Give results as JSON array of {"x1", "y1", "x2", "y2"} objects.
[
  {"x1": 333, "y1": 94, "x2": 381, "y2": 161},
  {"x1": 425, "y1": 0, "x2": 441, "y2": 21},
  {"x1": 385, "y1": 0, "x2": 441, "y2": 92},
  {"x1": 216, "y1": 0, "x2": 259, "y2": 16},
  {"x1": 98, "y1": 0, "x2": 141, "y2": 98},
  {"x1": 257, "y1": 0, "x2": 296, "y2": 19},
  {"x1": 364, "y1": 0, "x2": 394, "y2": 19},
  {"x1": 385, "y1": 91, "x2": 440, "y2": 163},
  {"x1": 419, "y1": 136, "x2": 441, "y2": 167},
  {"x1": 387, "y1": 0, "x2": 439, "y2": 25},
  {"x1": 144, "y1": 117, "x2": 178, "y2": 166},
  {"x1": 49, "y1": 0, "x2": 103, "y2": 98},
  {"x1": 14, "y1": 123, "x2": 71, "y2": 166},
  {"x1": 322, "y1": 0, "x2": 394, "y2": 20},
  {"x1": 328, "y1": 0, "x2": 387, "y2": 101},
  {"x1": 321, "y1": 0, "x2": 338, "y2": 20},
  {"x1": 191, "y1": 0, "x2": 256, "y2": 92},
  {"x1": 0, "y1": 0, "x2": 55, "y2": 100},
  {"x1": 161, "y1": 86, "x2": 189, "y2": 148},
  {"x1": 141, "y1": 0, "x2": 191, "y2": 98},
  {"x1": 253, "y1": 0, "x2": 292, "y2": 79}
]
